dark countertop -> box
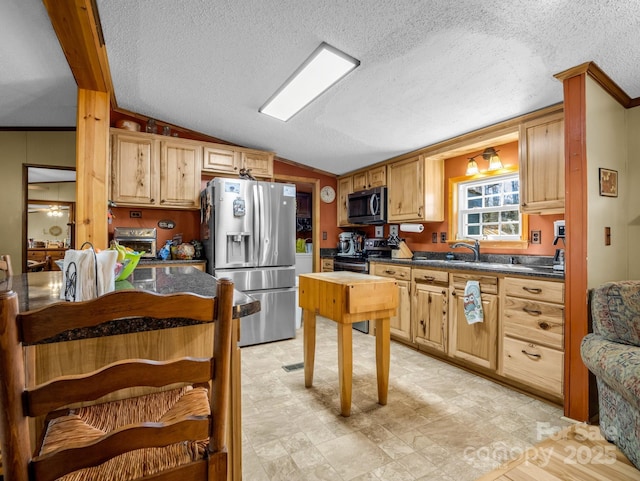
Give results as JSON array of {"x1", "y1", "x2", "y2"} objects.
[
  {"x1": 369, "y1": 257, "x2": 564, "y2": 279},
  {"x1": 9, "y1": 266, "x2": 260, "y2": 319},
  {"x1": 138, "y1": 258, "x2": 206, "y2": 265}
]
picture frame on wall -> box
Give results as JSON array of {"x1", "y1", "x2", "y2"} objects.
[{"x1": 599, "y1": 168, "x2": 618, "y2": 197}]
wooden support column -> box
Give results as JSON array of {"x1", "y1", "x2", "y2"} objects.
[
  {"x1": 560, "y1": 72, "x2": 590, "y2": 421},
  {"x1": 76, "y1": 89, "x2": 110, "y2": 249}
]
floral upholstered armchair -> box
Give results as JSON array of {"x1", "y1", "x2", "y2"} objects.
[{"x1": 581, "y1": 280, "x2": 640, "y2": 469}]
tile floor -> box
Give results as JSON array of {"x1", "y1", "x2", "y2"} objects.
[{"x1": 241, "y1": 317, "x2": 571, "y2": 481}]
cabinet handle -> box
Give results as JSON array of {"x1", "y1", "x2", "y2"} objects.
[
  {"x1": 522, "y1": 306, "x2": 542, "y2": 316},
  {"x1": 150, "y1": 198, "x2": 155, "y2": 203},
  {"x1": 538, "y1": 321, "x2": 550, "y2": 330},
  {"x1": 521, "y1": 349, "x2": 541, "y2": 359},
  {"x1": 384, "y1": 270, "x2": 396, "y2": 275},
  {"x1": 422, "y1": 276, "x2": 435, "y2": 282},
  {"x1": 452, "y1": 291, "x2": 457, "y2": 297},
  {"x1": 522, "y1": 287, "x2": 542, "y2": 294}
]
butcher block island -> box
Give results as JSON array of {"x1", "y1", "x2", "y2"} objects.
[{"x1": 298, "y1": 272, "x2": 398, "y2": 416}]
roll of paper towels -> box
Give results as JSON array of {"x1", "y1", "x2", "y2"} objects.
[{"x1": 400, "y1": 223, "x2": 424, "y2": 233}]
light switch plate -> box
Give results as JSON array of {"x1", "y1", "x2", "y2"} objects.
[
  {"x1": 389, "y1": 225, "x2": 399, "y2": 236},
  {"x1": 375, "y1": 226, "x2": 384, "y2": 237}
]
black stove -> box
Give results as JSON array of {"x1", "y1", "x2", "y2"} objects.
[{"x1": 333, "y1": 238, "x2": 392, "y2": 274}]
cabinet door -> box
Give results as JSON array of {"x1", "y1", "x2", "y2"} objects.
[
  {"x1": 519, "y1": 111, "x2": 565, "y2": 214},
  {"x1": 337, "y1": 176, "x2": 353, "y2": 226},
  {"x1": 450, "y1": 289, "x2": 498, "y2": 369},
  {"x1": 387, "y1": 156, "x2": 443, "y2": 222},
  {"x1": 352, "y1": 171, "x2": 368, "y2": 191},
  {"x1": 413, "y1": 283, "x2": 447, "y2": 352},
  {"x1": 240, "y1": 150, "x2": 273, "y2": 178},
  {"x1": 160, "y1": 140, "x2": 202, "y2": 208},
  {"x1": 202, "y1": 145, "x2": 239, "y2": 174},
  {"x1": 111, "y1": 133, "x2": 158, "y2": 205},
  {"x1": 368, "y1": 165, "x2": 386, "y2": 188},
  {"x1": 389, "y1": 279, "x2": 412, "y2": 342}
]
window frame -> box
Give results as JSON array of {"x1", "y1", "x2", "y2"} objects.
[{"x1": 448, "y1": 166, "x2": 529, "y2": 249}]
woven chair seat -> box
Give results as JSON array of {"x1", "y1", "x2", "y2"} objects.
[{"x1": 39, "y1": 386, "x2": 210, "y2": 481}]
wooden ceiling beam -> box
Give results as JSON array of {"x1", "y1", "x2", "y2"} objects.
[{"x1": 42, "y1": 0, "x2": 115, "y2": 105}]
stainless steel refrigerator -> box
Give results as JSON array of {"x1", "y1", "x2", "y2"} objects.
[{"x1": 200, "y1": 177, "x2": 297, "y2": 347}]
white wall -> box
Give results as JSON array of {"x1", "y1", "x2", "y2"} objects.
[
  {"x1": 0, "y1": 132, "x2": 76, "y2": 272},
  {"x1": 585, "y1": 77, "x2": 628, "y2": 287}
]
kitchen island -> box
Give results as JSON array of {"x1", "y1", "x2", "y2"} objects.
[{"x1": 6, "y1": 266, "x2": 257, "y2": 481}]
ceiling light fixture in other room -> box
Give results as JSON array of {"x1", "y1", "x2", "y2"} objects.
[{"x1": 259, "y1": 42, "x2": 360, "y2": 122}]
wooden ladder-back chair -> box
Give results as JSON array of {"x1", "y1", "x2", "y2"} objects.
[
  {"x1": 0, "y1": 254, "x2": 13, "y2": 277},
  {"x1": 0, "y1": 278, "x2": 235, "y2": 481}
]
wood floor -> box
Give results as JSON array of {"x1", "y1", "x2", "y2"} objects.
[{"x1": 476, "y1": 423, "x2": 640, "y2": 481}]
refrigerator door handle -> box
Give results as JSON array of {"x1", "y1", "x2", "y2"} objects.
[{"x1": 253, "y1": 183, "x2": 261, "y2": 263}]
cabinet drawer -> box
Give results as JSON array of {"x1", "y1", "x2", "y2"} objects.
[
  {"x1": 503, "y1": 297, "x2": 564, "y2": 349},
  {"x1": 502, "y1": 337, "x2": 563, "y2": 396},
  {"x1": 371, "y1": 263, "x2": 411, "y2": 280},
  {"x1": 47, "y1": 250, "x2": 66, "y2": 261},
  {"x1": 28, "y1": 251, "x2": 46, "y2": 261},
  {"x1": 321, "y1": 258, "x2": 334, "y2": 272},
  {"x1": 452, "y1": 274, "x2": 498, "y2": 294},
  {"x1": 412, "y1": 267, "x2": 448, "y2": 285},
  {"x1": 504, "y1": 277, "x2": 564, "y2": 303}
]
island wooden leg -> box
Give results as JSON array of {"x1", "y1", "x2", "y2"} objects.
[
  {"x1": 337, "y1": 322, "x2": 353, "y2": 416},
  {"x1": 375, "y1": 317, "x2": 390, "y2": 405},
  {"x1": 303, "y1": 308, "x2": 316, "y2": 388}
]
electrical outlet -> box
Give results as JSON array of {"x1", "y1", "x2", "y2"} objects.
[
  {"x1": 375, "y1": 226, "x2": 384, "y2": 237},
  {"x1": 322, "y1": 231, "x2": 327, "y2": 240},
  {"x1": 130, "y1": 210, "x2": 142, "y2": 218},
  {"x1": 432, "y1": 232, "x2": 438, "y2": 243},
  {"x1": 440, "y1": 232, "x2": 447, "y2": 243},
  {"x1": 531, "y1": 230, "x2": 541, "y2": 244},
  {"x1": 389, "y1": 225, "x2": 399, "y2": 236}
]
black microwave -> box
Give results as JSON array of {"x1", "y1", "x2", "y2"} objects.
[{"x1": 348, "y1": 186, "x2": 387, "y2": 224}]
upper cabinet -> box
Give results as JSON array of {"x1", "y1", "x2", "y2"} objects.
[
  {"x1": 352, "y1": 165, "x2": 386, "y2": 191},
  {"x1": 110, "y1": 129, "x2": 201, "y2": 209},
  {"x1": 202, "y1": 143, "x2": 273, "y2": 179},
  {"x1": 519, "y1": 110, "x2": 565, "y2": 214},
  {"x1": 337, "y1": 176, "x2": 353, "y2": 226},
  {"x1": 387, "y1": 155, "x2": 444, "y2": 222}
]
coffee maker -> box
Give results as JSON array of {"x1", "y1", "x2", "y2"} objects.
[{"x1": 553, "y1": 220, "x2": 565, "y2": 271}]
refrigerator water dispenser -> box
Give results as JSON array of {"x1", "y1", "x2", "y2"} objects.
[{"x1": 226, "y1": 232, "x2": 251, "y2": 263}]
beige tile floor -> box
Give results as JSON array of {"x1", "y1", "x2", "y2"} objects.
[{"x1": 241, "y1": 317, "x2": 571, "y2": 481}]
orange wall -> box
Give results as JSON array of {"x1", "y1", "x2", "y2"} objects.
[{"x1": 108, "y1": 207, "x2": 200, "y2": 248}]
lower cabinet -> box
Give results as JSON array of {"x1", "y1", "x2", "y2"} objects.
[
  {"x1": 321, "y1": 258, "x2": 334, "y2": 272},
  {"x1": 371, "y1": 263, "x2": 412, "y2": 342},
  {"x1": 368, "y1": 261, "x2": 565, "y2": 402},
  {"x1": 500, "y1": 276, "x2": 565, "y2": 398},
  {"x1": 449, "y1": 274, "x2": 498, "y2": 370},
  {"x1": 412, "y1": 268, "x2": 448, "y2": 352}
]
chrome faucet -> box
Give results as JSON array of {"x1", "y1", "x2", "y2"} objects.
[{"x1": 451, "y1": 239, "x2": 481, "y2": 262}]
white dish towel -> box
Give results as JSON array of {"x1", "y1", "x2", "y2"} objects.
[
  {"x1": 463, "y1": 280, "x2": 484, "y2": 324},
  {"x1": 60, "y1": 248, "x2": 117, "y2": 302}
]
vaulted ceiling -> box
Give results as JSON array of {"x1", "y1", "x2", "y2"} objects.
[{"x1": 2, "y1": 0, "x2": 639, "y2": 174}]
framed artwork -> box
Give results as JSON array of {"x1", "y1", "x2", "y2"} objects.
[{"x1": 599, "y1": 168, "x2": 618, "y2": 197}]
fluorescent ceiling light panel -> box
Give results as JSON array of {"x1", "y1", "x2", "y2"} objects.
[{"x1": 260, "y1": 42, "x2": 360, "y2": 121}]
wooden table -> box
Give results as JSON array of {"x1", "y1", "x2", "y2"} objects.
[{"x1": 299, "y1": 272, "x2": 398, "y2": 416}]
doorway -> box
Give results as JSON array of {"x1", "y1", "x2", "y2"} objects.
[{"x1": 23, "y1": 165, "x2": 76, "y2": 272}]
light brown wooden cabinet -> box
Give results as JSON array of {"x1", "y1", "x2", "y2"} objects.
[
  {"x1": 449, "y1": 273, "x2": 498, "y2": 369},
  {"x1": 321, "y1": 258, "x2": 334, "y2": 272},
  {"x1": 519, "y1": 110, "x2": 565, "y2": 214},
  {"x1": 371, "y1": 263, "x2": 412, "y2": 342},
  {"x1": 412, "y1": 267, "x2": 449, "y2": 353},
  {"x1": 202, "y1": 143, "x2": 273, "y2": 178},
  {"x1": 337, "y1": 176, "x2": 354, "y2": 226},
  {"x1": 110, "y1": 130, "x2": 201, "y2": 209},
  {"x1": 501, "y1": 277, "x2": 565, "y2": 397},
  {"x1": 387, "y1": 155, "x2": 444, "y2": 222},
  {"x1": 352, "y1": 165, "x2": 386, "y2": 191}
]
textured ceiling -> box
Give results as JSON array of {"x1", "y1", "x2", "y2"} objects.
[{"x1": 2, "y1": 1, "x2": 640, "y2": 175}]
